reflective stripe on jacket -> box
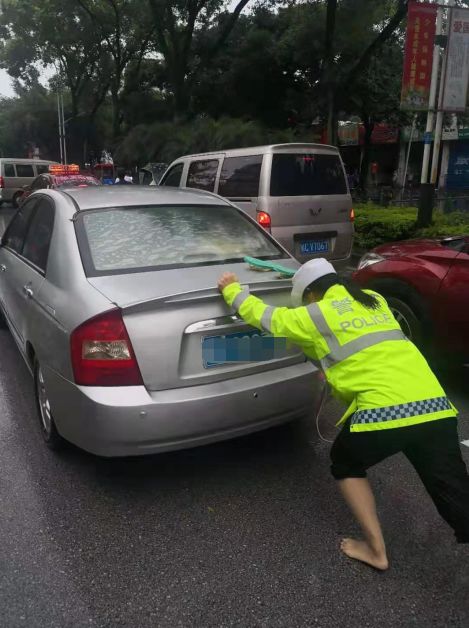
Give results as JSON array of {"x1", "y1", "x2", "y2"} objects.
[{"x1": 222, "y1": 282, "x2": 457, "y2": 432}]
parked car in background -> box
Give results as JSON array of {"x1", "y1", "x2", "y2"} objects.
[
  {"x1": 0, "y1": 186, "x2": 325, "y2": 457},
  {"x1": 19, "y1": 164, "x2": 101, "y2": 205},
  {"x1": 354, "y1": 235, "x2": 469, "y2": 364},
  {"x1": 0, "y1": 158, "x2": 58, "y2": 208},
  {"x1": 160, "y1": 144, "x2": 354, "y2": 268}
]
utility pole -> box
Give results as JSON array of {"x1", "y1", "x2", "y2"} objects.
[
  {"x1": 56, "y1": 88, "x2": 67, "y2": 165},
  {"x1": 418, "y1": 0, "x2": 455, "y2": 227}
]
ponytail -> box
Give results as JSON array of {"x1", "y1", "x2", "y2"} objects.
[{"x1": 304, "y1": 273, "x2": 380, "y2": 310}]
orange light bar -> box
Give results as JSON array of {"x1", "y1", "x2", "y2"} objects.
[{"x1": 49, "y1": 164, "x2": 80, "y2": 175}]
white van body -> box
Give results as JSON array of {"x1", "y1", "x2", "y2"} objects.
[
  {"x1": 0, "y1": 159, "x2": 58, "y2": 207},
  {"x1": 159, "y1": 144, "x2": 353, "y2": 267}
]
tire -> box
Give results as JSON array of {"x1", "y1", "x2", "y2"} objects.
[
  {"x1": 12, "y1": 192, "x2": 23, "y2": 209},
  {"x1": 34, "y1": 361, "x2": 64, "y2": 450},
  {"x1": 386, "y1": 296, "x2": 423, "y2": 346}
]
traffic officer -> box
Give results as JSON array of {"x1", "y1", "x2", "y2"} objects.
[{"x1": 218, "y1": 259, "x2": 469, "y2": 570}]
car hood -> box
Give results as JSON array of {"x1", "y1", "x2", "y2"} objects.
[{"x1": 375, "y1": 236, "x2": 469, "y2": 258}]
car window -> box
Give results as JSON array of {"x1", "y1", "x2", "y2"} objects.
[
  {"x1": 160, "y1": 163, "x2": 184, "y2": 187},
  {"x1": 22, "y1": 199, "x2": 55, "y2": 272},
  {"x1": 36, "y1": 165, "x2": 50, "y2": 175},
  {"x1": 2, "y1": 200, "x2": 37, "y2": 254},
  {"x1": 270, "y1": 153, "x2": 347, "y2": 196},
  {"x1": 55, "y1": 175, "x2": 101, "y2": 188},
  {"x1": 4, "y1": 164, "x2": 15, "y2": 177},
  {"x1": 15, "y1": 164, "x2": 35, "y2": 178},
  {"x1": 77, "y1": 204, "x2": 284, "y2": 276},
  {"x1": 218, "y1": 155, "x2": 263, "y2": 198},
  {"x1": 186, "y1": 160, "x2": 219, "y2": 192}
]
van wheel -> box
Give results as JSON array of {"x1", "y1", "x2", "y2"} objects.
[
  {"x1": 386, "y1": 296, "x2": 422, "y2": 346},
  {"x1": 12, "y1": 192, "x2": 23, "y2": 209},
  {"x1": 34, "y1": 361, "x2": 64, "y2": 450}
]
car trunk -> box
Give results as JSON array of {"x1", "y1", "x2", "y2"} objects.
[{"x1": 87, "y1": 261, "x2": 304, "y2": 391}]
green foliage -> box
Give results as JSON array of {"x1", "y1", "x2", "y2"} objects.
[
  {"x1": 354, "y1": 204, "x2": 469, "y2": 250},
  {"x1": 354, "y1": 204, "x2": 417, "y2": 250},
  {"x1": 115, "y1": 116, "x2": 295, "y2": 165}
]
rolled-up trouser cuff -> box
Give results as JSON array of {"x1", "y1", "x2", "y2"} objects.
[{"x1": 330, "y1": 463, "x2": 367, "y2": 480}]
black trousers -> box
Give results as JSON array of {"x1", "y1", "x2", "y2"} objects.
[{"x1": 330, "y1": 417, "x2": 469, "y2": 543}]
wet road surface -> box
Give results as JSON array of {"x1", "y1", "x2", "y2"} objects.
[{"x1": 0, "y1": 203, "x2": 468, "y2": 627}]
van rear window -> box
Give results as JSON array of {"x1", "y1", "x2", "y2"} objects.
[{"x1": 270, "y1": 153, "x2": 347, "y2": 196}]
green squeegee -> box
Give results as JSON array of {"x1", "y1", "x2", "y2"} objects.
[{"x1": 244, "y1": 256, "x2": 296, "y2": 278}]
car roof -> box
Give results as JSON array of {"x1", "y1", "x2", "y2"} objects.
[
  {"x1": 174, "y1": 143, "x2": 339, "y2": 160},
  {"x1": 57, "y1": 185, "x2": 231, "y2": 211},
  {"x1": 0, "y1": 158, "x2": 57, "y2": 164}
]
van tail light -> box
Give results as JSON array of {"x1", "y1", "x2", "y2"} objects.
[
  {"x1": 0, "y1": 177, "x2": 4, "y2": 189},
  {"x1": 70, "y1": 309, "x2": 143, "y2": 386},
  {"x1": 257, "y1": 211, "x2": 271, "y2": 232},
  {"x1": 350, "y1": 208, "x2": 355, "y2": 222}
]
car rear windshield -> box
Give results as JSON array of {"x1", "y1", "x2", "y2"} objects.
[
  {"x1": 270, "y1": 153, "x2": 347, "y2": 196},
  {"x1": 76, "y1": 204, "x2": 284, "y2": 276},
  {"x1": 56, "y1": 175, "x2": 100, "y2": 188}
]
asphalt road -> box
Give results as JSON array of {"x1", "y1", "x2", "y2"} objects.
[{"x1": 0, "y1": 204, "x2": 468, "y2": 627}]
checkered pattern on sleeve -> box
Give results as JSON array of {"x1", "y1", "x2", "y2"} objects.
[{"x1": 351, "y1": 396, "x2": 452, "y2": 425}]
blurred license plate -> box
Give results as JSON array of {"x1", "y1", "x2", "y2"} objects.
[
  {"x1": 202, "y1": 329, "x2": 282, "y2": 368},
  {"x1": 300, "y1": 239, "x2": 329, "y2": 254}
]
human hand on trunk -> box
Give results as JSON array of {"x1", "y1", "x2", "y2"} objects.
[{"x1": 217, "y1": 272, "x2": 239, "y2": 292}]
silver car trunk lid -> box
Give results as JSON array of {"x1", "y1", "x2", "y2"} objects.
[{"x1": 87, "y1": 261, "x2": 304, "y2": 391}]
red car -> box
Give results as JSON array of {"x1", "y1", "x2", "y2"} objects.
[
  {"x1": 20, "y1": 164, "x2": 101, "y2": 204},
  {"x1": 354, "y1": 235, "x2": 469, "y2": 364}
]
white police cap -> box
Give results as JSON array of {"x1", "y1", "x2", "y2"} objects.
[{"x1": 290, "y1": 258, "x2": 336, "y2": 307}]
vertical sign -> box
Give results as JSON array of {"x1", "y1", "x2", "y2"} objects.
[
  {"x1": 442, "y1": 8, "x2": 469, "y2": 112},
  {"x1": 401, "y1": 1, "x2": 438, "y2": 110}
]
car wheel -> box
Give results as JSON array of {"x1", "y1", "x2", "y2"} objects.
[
  {"x1": 34, "y1": 361, "x2": 64, "y2": 450},
  {"x1": 386, "y1": 296, "x2": 422, "y2": 346},
  {"x1": 12, "y1": 192, "x2": 23, "y2": 209}
]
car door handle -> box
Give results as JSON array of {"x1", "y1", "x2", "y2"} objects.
[
  {"x1": 23, "y1": 286, "x2": 33, "y2": 298},
  {"x1": 0, "y1": 264, "x2": 6, "y2": 272}
]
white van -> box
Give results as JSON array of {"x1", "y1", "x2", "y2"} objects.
[
  {"x1": 0, "y1": 159, "x2": 58, "y2": 208},
  {"x1": 159, "y1": 144, "x2": 354, "y2": 266}
]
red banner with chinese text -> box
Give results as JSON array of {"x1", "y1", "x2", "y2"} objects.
[{"x1": 401, "y1": 1, "x2": 438, "y2": 110}]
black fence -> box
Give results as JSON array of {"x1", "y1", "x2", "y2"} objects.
[{"x1": 352, "y1": 186, "x2": 469, "y2": 212}]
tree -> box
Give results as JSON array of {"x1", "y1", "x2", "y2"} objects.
[
  {"x1": 147, "y1": 0, "x2": 252, "y2": 119},
  {"x1": 0, "y1": 1, "x2": 109, "y2": 118},
  {"x1": 74, "y1": 0, "x2": 155, "y2": 138}
]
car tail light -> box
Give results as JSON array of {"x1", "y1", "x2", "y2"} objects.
[
  {"x1": 70, "y1": 309, "x2": 143, "y2": 386},
  {"x1": 350, "y1": 208, "x2": 355, "y2": 222},
  {"x1": 257, "y1": 211, "x2": 271, "y2": 232},
  {"x1": 0, "y1": 177, "x2": 4, "y2": 189}
]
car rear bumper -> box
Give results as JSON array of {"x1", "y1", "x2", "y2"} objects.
[{"x1": 44, "y1": 361, "x2": 325, "y2": 457}]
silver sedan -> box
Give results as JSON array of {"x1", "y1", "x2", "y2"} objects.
[{"x1": 0, "y1": 186, "x2": 325, "y2": 456}]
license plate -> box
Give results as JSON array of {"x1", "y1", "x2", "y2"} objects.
[
  {"x1": 299, "y1": 239, "x2": 329, "y2": 254},
  {"x1": 202, "y1": 329, "x2": 278, "y2": 369}
]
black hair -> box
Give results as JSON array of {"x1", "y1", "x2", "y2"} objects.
[
  {"x1": 304, "y1": 273, "x2": 380, "y2": 310},
  {"x1": 117, "y1": 167, "x2": 126, "y2": 179}
]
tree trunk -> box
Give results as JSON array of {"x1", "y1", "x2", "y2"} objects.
[
  {"x1": 324, "y1": 0, "x2": 338, "y2": 144},
  {"x1": 360, "y1": 117, "x2": 374, "y2": 193},
  {"x1": 111, "y1": 89, "x2": 120, "y2": 140}
]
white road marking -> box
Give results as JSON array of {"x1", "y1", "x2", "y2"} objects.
[{"x1": 462, "y1": 440, "x2": 469, "y2": 447}]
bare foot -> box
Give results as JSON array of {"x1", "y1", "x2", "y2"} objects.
[{"x1": 340, "y1": 538, "x2": 389, "y2": 571}]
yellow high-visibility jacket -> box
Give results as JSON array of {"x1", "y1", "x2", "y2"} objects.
[{"x1": 222, "y1": 282, "x2": 457, "y2": 432}]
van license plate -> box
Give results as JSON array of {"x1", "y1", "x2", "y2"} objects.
[{"x1": 300, "y1": 239, "x2": 329, "y2": 254}]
